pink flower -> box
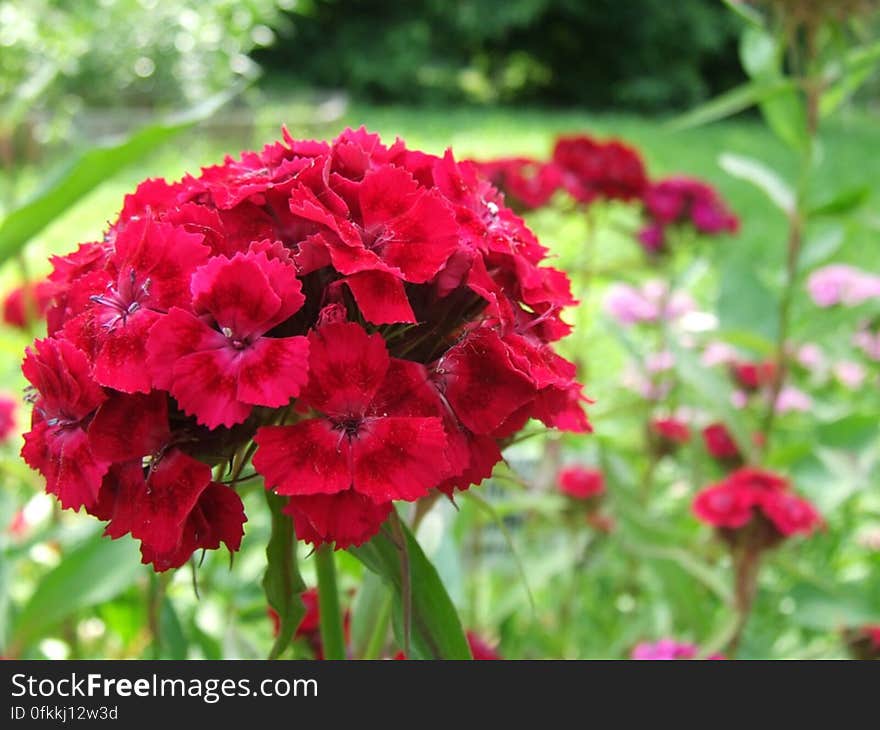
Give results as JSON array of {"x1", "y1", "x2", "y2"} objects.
[
  {"x1": 853, "y1": 328, "x2": 880, "y2": 361},
  {"x1": 834, "y1": 360, "x2": 866, "y2": 389},
  {"x1": 796, "y1": 343, "x2": 826, "y2": 370},
  {"x1": 631, "y1": 639, "x2": 698, "y2": 660},
  {"x1": 701, "y1": 341, "x2": 739, "y2": 367},
  {"x1": 604, "y1": 280, "x2": 694, "y2": 326},
  {"x1": 0, "y1": 395, "x2": 17, "y2": 443},
  {"x1": 774, "y1": 386, "x2": 812, "y2": 413},
  {"x1": 807, "y1": 265, "x2": 880, "y2": 307}
]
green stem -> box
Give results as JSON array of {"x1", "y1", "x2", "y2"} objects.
[
  {"x1": 315, "y1": 544, "x2": 346, "y2": 660},
  {"x1": 362, "y1": 592, "x2": 393, "y2": 660}
]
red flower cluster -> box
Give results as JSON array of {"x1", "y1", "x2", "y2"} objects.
[
  {"x1": 470, "y1": 134, "x2": 646, "y2": 210},
  {"x1": 552, "y1": 136, "x2": 647, "y2": 204},
  {"x1": 639, "y1": 176, "x2": 738, "y2": 254},
  {"x1": 730, "y1": 360, "x2": 776, "y2": 392},
  {"x1": 469, "y1": 157, "x2": 562, "y2": 211},
  {"x1": 650, "y1": 417, "x2": 690, "y2": 449},
  {"x1": 701, "y1": 422, "x2": 742, "y2": 463},
  {"x1": 557, "y1": 465, "x2": 604, "y2": 500},
  {"x1": 21, "y1": 127, "x2": 589, "y2": 570},
  {"x1": 693, "y1": 468, "x2": 821, "y2": 546}
]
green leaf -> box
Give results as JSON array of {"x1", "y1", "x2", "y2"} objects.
[
  {"x1": 350, "y1": 570, "x2": 391, "y2": 660},
  {"x1": 798, "y1": 225, "x2": 845, "y2": 271},
  {"x1": 262, "y1": 491, "x2": 307, "y2": 660},
  {"x1": 160, "y1": 598, "x2": 188, "y2": 660},
  {"x1": 808, "y1": 186, "x2": 870, "y2": 218},
  {"x1": 623, "y1": 539, "x2": 733, "y2": 605},
  {"x1": 821, "y1": 39, "x2": 880, "y2": 118},
  {"x1": 722, "y1": 0, "x2": 766, "y2": 29},
  {"x1": 717, "y1": 254, "x2": 779, "y2": 341},
  {"x1": 719, "y1": 152, "x2": 795, "y2": 215},
  {"x1": 461, "y1": 490, "x2": 535, "y2": 615},
  {"x1": 0, "y1": 81, "x2": 250, "y2": 264},
  {"x1": 11, "y1": 531, "x2": 142, "y2": 649},
  {"x1": 816, "y1": 414, "x2": 879, "y2": 451},
  {"x1": 787, "y1": 583, "x2": 880, "y2": 631},
  {"x1": 739, "y1": 28, "x2": 807, "y2": 151},
  {"x1": 669, "y1": 341, "x2": 758, "y2": 464},
  {"x1": 349, "y1": 514, "x2": 471, "y2": 659},
  {"x1": 667, "y1": 78, "x2": 796, "y2": 131}
]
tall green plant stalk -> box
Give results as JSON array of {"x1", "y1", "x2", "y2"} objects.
[
  {"x1": 315, "y1": 545, "x2": 346, "y2": 660},
  {"x1": 761, "y1": 40, "x2": 824, "y2": 449}
]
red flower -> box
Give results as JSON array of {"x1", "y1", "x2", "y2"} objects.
[
  {"x1": 20, "y1": 127, "x2": 589, "y2": 568},
  {"x1": 102, "y1": 451, "x2": 245, "y2": 571},
  {"x1": 465, "y1": 632, "x2": 502, "y2": 660},
  {"x1": 470, "y1": 157, "x2": 562, "y2": 210},
  {"x1": 650, "y1": 417, "x2": 690, "y2": 445},
  {"x1": 730, "y1": 361, "x2": 776, "y2": 391},
  {"x1": 558, "y1": 465, "x2": 605, "y2": 500},
  {"x1": 21, "y1": 338, "x2": 108, "y2": 512},
  {"x1": 639, "y1": 176, "x2": 738, "y2": 254},
  {"x1": 0, "y1": 395, "x2": 17, "y2": 443},
  {"x1": 254, "y1": 322, "x2": 450, "y2": 543},
  {"x1": 3, "y1": 281, "x2": 53, "y2": 329},
  {"x1": 701, "y1": 422, "x2": 741, "y2": 462},
  {"x1": 146, "y1": 249, "x2": 310, "y2": 428},
  {"x1": 552, "y1": 135, "x2": 646, "y2": 203},
  {"x1": 693, "y1": 467, "x2": 820, "y2": 543},
  {"x1": 63, "y1": 217, "x2": 211, "y2": 393}
]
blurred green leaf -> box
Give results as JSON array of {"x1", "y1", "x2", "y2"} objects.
[
  {"x1": 0, "y1": 82, "x2": 248, "y2": 264},
  {"x1": 816, "y1": 414, "x2": 879, "y2": 452},
  {"x1": 739, "y1": 28, "x2": 807, "y2": 151},
  {"x1": 798, "y1": 225, "x2": 845, "y2": 271},
  {"x1": 262, "y1": 491, "x2": 306, "y2": 660},
  {"x1": 722, "y1": 0, "x2": 766, "y2": 28},
  {"x1": 808, "y1": 187, "x2": 870, "y2": 218},
  {"x1": 160, "y1": 597, "x2": 188, "y2": 660},
  {"x1": 788, "y1": 583, "x2": 880, "y2": 631},
  {"x1": 349, "y1": 515, "x2": 471, "y2": 659},
  {"x1": 667, "y1": 78, "x2": 796, "y2": 131},
  {"x1": 11, "y1": 531, "x2": 141, "y2": 650},
  {"x1": 821, "y1": 40, "x2": 880, "y2": 118},
  {"x1": 719, "y1": 152, "x2": 795, "y2": 214},
  {"x1": 717, "y1": 255, "x2": 778, "y2": 341},
  {"x1": 350, "y1": 570, "x2": 391, "y2": 660}
]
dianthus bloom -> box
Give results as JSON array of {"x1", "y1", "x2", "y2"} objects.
[
  {"x1": 693, "y1": 467, "x2": 821, "y2": 548},
  {"x1": 650, "y1": 417, "x2": 690, "y2": 456},
  {"x1": 2, "y1": 281, "x2": 53, "y2": 330},
  {"x1": 557, "y1": 465, "x2": 604, "y2": 500},
  {"x1": 730, "y1": 360, "x2": 776, "y2": 391},
  {"x1": 631, "y1": 639, "x2": 724, "y2": 660},
  {"x1": 702, "y1": 422, "x2": 742, "y2": 463},
  {"x1": 631, "y1": 639, "x2": 697, "y2": 660},
  {"x1": 638, "y1": 176, "x2": 738, "y2": 254},
  {"x1": 0, "y1": 395, "x2": 17, "y2": 443},
  {"x1": 468, "y1": 157, "x2": 562, "y2": 211},
  {"x1": 20, "y1": 127, "x2": 589, "y2": 571},
  {"x1": 603, "y1": 280, "x2": 694, "y2": 327},
  {"x1": 807, "y1": 264, "x2": 880, "y2": 307},
  {"x1": 552, "y1": 135, "x2": 647, "y2": 204}
]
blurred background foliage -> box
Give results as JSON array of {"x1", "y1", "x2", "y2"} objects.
[{"x1": 0, "y1": 0, "x2": 879, "y2": 659}]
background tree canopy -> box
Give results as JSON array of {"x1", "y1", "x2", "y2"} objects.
[{"x1": 255, "y1": 0, "x2": 744, "y2": 109}]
